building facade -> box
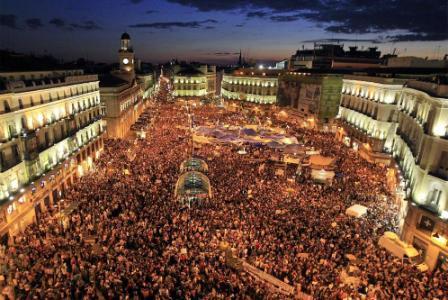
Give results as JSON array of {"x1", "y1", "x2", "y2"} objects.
[
  {"x1": 173, "y1": 65, "x2": 216, "y2": 98},
  {"x1": 137, "y1": 73, "x2": 155, "y2": 101},
  {"x1": 221, "y1": 69, "x2": 278, "y2": 104},
  {"x1": 278, "y1": 72, "x2": 342, "y2": 124},
  {"x1": 100, "y1": 33, "x2": 147, "y2": 139},
  {"x1": 394, "y1": 80, "x2": 448, "y2": 271},
  {"x1": 289, "y1": 44, "x2": 383, "y2": 70},
  {"x1": 335, "y1": 75, "x2": 448, "y2": 271},
  {"x1": 0, "y1": 69, "x2": 105, "y2": 241},
  {"x1": 336, "y1": 75, "x2": 405, "y2": 163}
]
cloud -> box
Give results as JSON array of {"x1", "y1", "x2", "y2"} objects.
[
  {"x1": 270, "y1": 14, "x2": 301, "y2": 22},
  {"x1": 235, "y1": 24, "x2": 245, "y2": 27},
  {"x1": 246, "y1": 10, "x2": 269, "y2": 18},
  {"x1": 70, "y1": 21, "x2": 102, "y2": 30},
  {"x1": 129, "y1": 19, "x2": 217, "y2": 29},
  {"x1": 49, "y1": 18, "x2": 101, "y2": 30},
  {"x1": 26, "y1": 18, "x2": 43, "y2": 29},
  {"x1": 49, "y1": 18, "x2": 66, "y2": 28},
  {"x1": 167, "y1": 0, "x2": 448, "y2": 42},
  {"x1": 212, "y1": 52, "x2": 239, "y2": 56},
  {"x1": 204, "y1": 26, "x2": 215, "y2": 30},
  {"x1": 302, "y1": 38, "x2": 380, "y2": 44},
  {"x1": 166, "y1": 0, "x2": 319, "y2": 12},
  {"x1": 130, "y1": 0, "x2": 144, "y2": 3},
  {"x1": 146, "y1": 10, "x2": 158, "y2": 14},
  {"x1": 0, "y1": 14, "x2": 18, "y2": 29}
]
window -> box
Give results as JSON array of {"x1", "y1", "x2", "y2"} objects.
[
  {"x1": 439, "y1": 152, "x2": 448, "y2": 174},
  {"x1": 427, "y1": 188, "x2": 442, "y2": 208},
  {"x1": 21, "y1": 116, "x2": 28, "y2": 130},
  {"x1": 44, "y1": 132, "x2": 49, "y2": 144},
  {"x1": 18, "y1": 99, "x2": 24, "y2": 109},
  {"x1": 12, "y1": 145, "x2": 20, "y2": 160},
  {"x1": 3, "y1": 100, "x2": 11, "y2": 113},
  {"x1": 8, "y1": 124, "x2": 17, "y2": 137}
]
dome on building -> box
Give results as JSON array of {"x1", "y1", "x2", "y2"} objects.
[
  {"x1": 180, "y1": 157, "x2": 208, "y2": 173},
  {"x1": 121, "y1": 32, "x2": 131, "y2": 40}
]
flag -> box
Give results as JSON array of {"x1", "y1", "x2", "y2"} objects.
[{"x1": 418, "y1": 215, "x2": 435, "y2": 232}]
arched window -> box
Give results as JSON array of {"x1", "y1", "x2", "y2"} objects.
[{"x1": 18, "y1": 99, "x2": 24, "y2": 109}]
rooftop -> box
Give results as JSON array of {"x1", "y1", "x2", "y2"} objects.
[{"x1": 99, "y1": 74, "x2": 129, "y2": 87}]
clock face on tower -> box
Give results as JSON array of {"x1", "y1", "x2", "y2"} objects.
[{"x1": 123, "y1": 58, "x2": 129, "y2": 65}]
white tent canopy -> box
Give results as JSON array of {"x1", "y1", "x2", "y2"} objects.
[
  {"x1": 311, "y1": 169, "x2": 335, "y2": 183},
  {"x1": 346, "y1": 204, "x2": 368, "y2": 218}
]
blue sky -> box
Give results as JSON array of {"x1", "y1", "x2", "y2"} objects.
[{"x1": 0, "y1": 0, "x2": 447, "y2": 64}]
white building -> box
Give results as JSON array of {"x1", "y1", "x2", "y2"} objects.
[
  {"x1": 173, "y1": 65, "x2": 216, "y2": 98},
  {"x1": 0, "y1": 69, "x2": 105, "y2": 239},
  {"x1": 336, "y1": 75, "x2": 448, "y2": 271},
  {"x1": 221, "y1": 69, "x2": 279, "y2": 104}
]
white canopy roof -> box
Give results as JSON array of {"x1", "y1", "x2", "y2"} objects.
[{"x1": 346, "y1": 204, "x2": 368, "y2": 218}]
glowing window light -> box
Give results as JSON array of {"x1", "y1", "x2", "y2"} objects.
[
  {"x1": 433, "y1": 124, "x2": 447, "y2": 137},
  {"x1": 37, "y1": 113, "x2": 44, "y2": 126},
  {"x1": 77, "y1": 165, "x2": 84, "y2": 177},
  {"x1": 441, "y1": 210, "x2": 448, "y2": 220}
]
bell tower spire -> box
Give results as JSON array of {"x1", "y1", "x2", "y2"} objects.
[{"x1": 119, "y1": 32, "x2": 135, "y2": 77}]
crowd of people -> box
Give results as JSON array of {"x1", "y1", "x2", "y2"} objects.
[{"x1": 0, "y1": 93, "x2": 447, "y2": 299}]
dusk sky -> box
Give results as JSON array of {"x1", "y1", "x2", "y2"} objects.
[{"x1": 1, "y1": 0, "x2": 447, "y2": 64}]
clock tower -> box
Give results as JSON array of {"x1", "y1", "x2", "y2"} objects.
[{"x1": 118, "y1": 32, "x2": 135, "y2": 76}]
